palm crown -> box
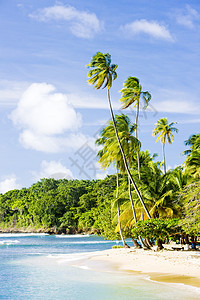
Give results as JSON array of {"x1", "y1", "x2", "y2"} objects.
[
  {"x1": 153, "y1": 118, "x2": 178, "y2": 144},
  {"x1": 120, "y1": 76, "x2": 151, "y2": 109},
  {"x1": 96, "y1": 114, "x2": 140, "y2": 172},
  {"x1": 153, "y1": 118, "x2": 178, "y2": 174},
  {"x1": 87, "y1": 52, "x2": 117, "y2": 90}
]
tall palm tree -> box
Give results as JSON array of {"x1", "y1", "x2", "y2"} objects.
[
  {"x1": 96, "y1": 115, "x2": 140, "y2": 215},
  {"x1": 152, "y1": 118, "x2": 178, "y2": 174},
  {"x1": 96, "y1": 125, "x2": 127, "y2": 246},
  {"x1": 96, "y1": 114, "x2": 140, "y2": 246},
  {"x1": 120, "y1": 76, "x2": 151, "y2": 179},
  {"x1": 87, "y1": 52, "x2": 151, "y2": 219}
]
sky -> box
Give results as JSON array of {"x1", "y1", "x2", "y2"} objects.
[{"x1": 0, "y1": 0, "x2": 199, "y2": 193}]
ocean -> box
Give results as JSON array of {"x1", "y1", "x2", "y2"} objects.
[{"x1": 0, "y1": 234, "x2": 199, "y2": 300}]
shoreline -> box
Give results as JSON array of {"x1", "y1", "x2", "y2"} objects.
[
  {"x1": 0, "y1": 227, "x2": 93, "y2": 235},
  {"x1": 86, "y1": 248, "x2": 200, "y2": 289}
]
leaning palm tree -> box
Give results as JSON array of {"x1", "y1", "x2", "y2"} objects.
[
  {"x1": 87, "y1": 52, "x2": 151, "y2": 219},
  {"x1": 120, "y1": 76, "x2": 151, "y2": 179},
  {"x1": 152, "y1": 118, "x2": 178, "y2": 174},
  {"x1": 96, "y1": 115, "x2": 141, "y2": 222},
  {"x1": 96, "y1": 114, "x2": 140, "y2": 246},
  {"x1": 96, "y1": 125, "x2": 128, "y2": 247}
]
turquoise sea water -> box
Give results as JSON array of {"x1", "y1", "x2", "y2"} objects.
[{"x1": 0, "y1": 234, "x2": 199, "y2": 300}]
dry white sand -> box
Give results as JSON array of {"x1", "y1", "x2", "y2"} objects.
[{"x1": 89, "y1": 247, "x2": 200, "y2": 287}]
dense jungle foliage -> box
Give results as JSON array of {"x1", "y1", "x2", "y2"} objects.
[{"x1": 0, "y1": 176, "x2": 118, "y2": 235}]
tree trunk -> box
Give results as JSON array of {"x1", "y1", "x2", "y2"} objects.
[
  {"x1": 107, "y1": 89, "x2": 151, "y2": 219},
  {"x1": 144, "y1": 238, "x2": 152, "y2": 248},
  {"x1": 139, "y1": 236, "x2": 150, "y2": 249},
  {"x1": 132, "y1": 238, "x2": 141, "y2": 248},
  {"x1": 128, "y1": 162, "x2": 146, "y2": 249},
  {"x1": 128, "y1": 175, "x2": 137, "y2": 223},
  {"x1": 135, "y1": 102, "x2": 141, "y2": 180},
  {"x1": 116, "y1": 171, "x2": 129, "y2": 248},
  {"x1": 163, "y1": 142, "x2": 166, "y2": 174},
  {"x1": 157, "y1": 239, "x2": 164, "y2": 250}
]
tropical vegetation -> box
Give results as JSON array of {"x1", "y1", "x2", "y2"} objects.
[{"x1": 0, "y1": 51, "x2": 199, "y2": 251}]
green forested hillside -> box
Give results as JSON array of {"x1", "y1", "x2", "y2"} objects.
[{"x1": 0, "y1": 176, "x2": 118, "y2": 236}]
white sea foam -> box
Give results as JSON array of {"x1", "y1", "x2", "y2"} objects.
[
  {"x1": 62, "y1": 240, "x2": 118, "y2": 244},
  {"x1": 0, "y1": 233, "x2": 48, "y2": 237},
  {"x1": 55, "y1": 234, "x2": 90, "y2": 238},
  {"x1": 0, "y1": 239, "x2": 20, "y2": 245},
  {"x1": 78, "y1": 265, "x2": 90, "y2": 270},
  {"x1": 47, "y1": 252, "x2": 93, "y2": 263}
]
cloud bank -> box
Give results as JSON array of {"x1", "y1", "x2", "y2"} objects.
[
  {"x1": 10, "y1": 83, "x2": 88, "y2": 153},
  {"x1": 33, "y1": 160, "x2": 74, "y2": 181},
  {"x1": 121, "y1": 19, "x2": 173, "y2": 41},
  {"x1": 152, "y1": 88, "x2": 200, "y2": 114},
  {"x1": 0, "y1": 175, "x2": 21, "y2": 194},
  {"x1": 30, "y1": 5, "x2": 102, "y2": 38}
]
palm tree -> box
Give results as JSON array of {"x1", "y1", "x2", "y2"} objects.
[
  {"x1": 183, "y1": 134, "x2": 200, "y2": 155},
  {"x1": 96, "y1": 129, "x2": 128, "y2": 247},
  {"x1": 96, "y1": 114, "x2": 141, "y2": 246},
  {"x1": 184, "y1": 151, "x2": 200, "y2": 179},
  {"x1": 87, "y1": 52, "x2": 151, "y2": 219},
  {"x1": 183, "y1": 134, "x2": 200, "y2": 179},
  {"x1": 152, "y1": 118, "x2": 178, "y2": 174},
  {"x1": 120, "y1": 76, "x2": 151, "y2": 179}
]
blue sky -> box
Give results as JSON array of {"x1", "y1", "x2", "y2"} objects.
[{"x1": 0, "y1": 0, "x2": 199, "y2": 192}]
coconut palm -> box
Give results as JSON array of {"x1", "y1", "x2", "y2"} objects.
[
  {"x1": 120, "y1": 76, "x2": 151, "y2": 179},
  {"x1": 96, "y1": 114, "x2": 140, "y2": 220},
  {"x1": 96, "y1": 114, "x2": 141, "y2": 246},
  {"x1": 141, "y1": 164, "x2": 181, "y2": 219},
  {"x1": 96, "y1": 127, "x2": 128, "y2": 246},
  {"x1": 152, "y1": 118, "x2": 178, "y2": 174},
  {"x1": 87, "y1": 52, "x2": 151, "y2": 219},
  {"x1": 183, "y1": 134, "x2": 200, "y2": 155},
  {"x1": 183, "y1": 134, "x2": 200, "y2": 179},
  {"x1": 184, "y1": 150, "x2": 200, "y2": 179}
]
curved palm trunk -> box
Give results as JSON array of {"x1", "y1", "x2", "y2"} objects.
[
  {"x1": 128, "y1": 177, "x2": 137, "y2": 222},
  {"x1": 163, "y1": 142, "x2": 166, "y2": 174},
  {"x1": 135, "y1": 102, "x2": 141, "y2": 180},
  {"x1": 128, "y1": 172, "x2": 148, "y2": 249},
  {"x1": 116, "y1": 170, "x2": 128, "y2": 248},
  {"x1": 107, "y1": 89, "x2": 151, "y2": 219}
]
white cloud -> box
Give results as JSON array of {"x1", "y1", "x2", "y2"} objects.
[
  {"x1": 176, "y1": 5, "x2": 199, "y2": 29},
  {"x1": 0, "y1": 80, "x2": 30, "y2": 106},
  {"x1": 178, "y1": 118, "x2": 200, "y2": 124},
  {"x1": 153, "y1": 100, "x2": 197, "y2": 114},
  {"x1": 33, "y1": 160, "x2": 74, "y2": 181},
  {"x1": 67, "y1": 92, "x2": 120, "y2": 110},
  {"x1": 121, "y1": 19, "x2": 173, "y2": 41},
  {"x1": 30, "y1": 5, "x2": 102, "y2": 38},
  {"x1": 152, "y1": 88, "x2": 200, "y2": 114},
  {"x1": 0, "y1": 175, "x2": 21, "y2": 194},
  {"x1": 9, "y1": 83, "x2": 88, "y2": 153},
  {"x1": 95, "y1": 171, "x2": 108, "y2": 180}
]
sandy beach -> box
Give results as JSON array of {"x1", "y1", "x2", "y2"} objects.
[{"x1": 88, "y1": 247, "x2": 200, "y2": 289}]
